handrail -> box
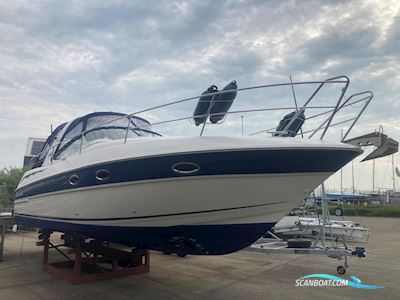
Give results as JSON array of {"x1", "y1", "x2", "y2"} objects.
[
  {"x1": 341, "y1": 91, "x2": 373, "y2": 141},
  {"x1": 308, "y1": 91, "x2": 373, "y2": 139},
  {"x1": 248, "y1": 94, "x2": 372, "y2": 136},
  {"x1": 200, "y1": 94, "x2": 217, "y2": 136},
  {"x1": 300, "y1": 117, "x2": 358, "y2": 135},
  {"x1": 277, "y1": 76, "x2": 349, "y2": 139},
  {"x1": 319, "y1": 76, "x2": 350, "y2": 139},
  {"x1": 127, "y1": 80, "x2": 347, "y2": 116},
  {"x1": 27, "y1": 76, "x2": 371, "y2": 168},
  {"x1": 42, "y1": 79, "x2": 346, "y2": 160},
  {"x1": 254, "y1": 118, "x2": 358, "y2": 136}
]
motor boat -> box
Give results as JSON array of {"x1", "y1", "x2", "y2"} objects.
[
  {"x1": 273, "y1": 216, "x2": 369, "y2": 243},
  {"x1": 14, "y1": 76, "x2": 372, "y2": 255}
]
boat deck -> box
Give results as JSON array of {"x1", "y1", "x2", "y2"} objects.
[{"x1": 0, "y1": 216, "x2": 399, "y2": 299}]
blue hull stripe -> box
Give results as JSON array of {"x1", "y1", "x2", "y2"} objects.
[
  {"x1": 14, "y1": 214, "x2": 275, "y2": 255},
  {"x1": 16, "y1": 148, "x2": 360, "y2": 200},
  {"x1": 14, "y1": 200, "x2": 288, "y2": 221}
]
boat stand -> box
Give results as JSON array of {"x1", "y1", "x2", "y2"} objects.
[
  {"x1": 37, "y1": 232, "x2": 150, "y2": 284},
  {"x1": 0, "y1": 211, "x2": 13, "y2": 262}
]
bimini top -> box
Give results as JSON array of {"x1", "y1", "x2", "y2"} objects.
[{"x1": 32, "y1": 112, "x2": 160, "y2": 168}]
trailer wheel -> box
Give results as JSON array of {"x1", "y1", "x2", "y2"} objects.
[
  {"x1": 177, "y1": 252, "x2": 187, "y2": 258},
  {"x1": 335, "y1": 207, "x2": 344, "y2": 216},
  {"x1": 337, "y1": 265, "x2": 346, "y2": 275}
]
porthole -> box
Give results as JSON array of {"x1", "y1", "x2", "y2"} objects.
[
  {"x1": 69, "y1": 174, "x2": 79, "y2": 185},
  {"x1": 172, "y1": 162, "x2": 200, "y2": 175},
  {"x1": 95, "y1": 169, "x2": 110, "y2": 181}
]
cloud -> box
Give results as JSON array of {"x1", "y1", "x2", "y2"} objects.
[{"x1": 0, "y1": 0, "x2": 399, "y2": 190}]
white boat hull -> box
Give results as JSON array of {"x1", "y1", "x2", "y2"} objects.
[
  {"x1": 16, "y1": 173, "x2": 329, "y2": 227},
  {"x1": 15, "y1": 136, "x2": 362, "y2": 254}
]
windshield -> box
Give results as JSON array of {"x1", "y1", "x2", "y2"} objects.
[
  {"x1": 31, "y1": 123, "x2": 66, "y2": 168},
  {"x1": 54, "y1": 113, "x2": 160, "y2": 160}
]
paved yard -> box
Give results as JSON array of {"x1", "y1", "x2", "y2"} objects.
[{"x1": 0, "y1": 216, "x2": 399, "y2": 299}]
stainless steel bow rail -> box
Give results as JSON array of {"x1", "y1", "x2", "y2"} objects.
[
  {"x1": 31, "y1": 75, "x2": 373, "y2": 164},
  {"x1": 249, "y1": 91, "x2": 373, "y2": 140}
]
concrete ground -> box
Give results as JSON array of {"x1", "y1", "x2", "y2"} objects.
[{"x1": 0, "y1": 216, "x2": 399, "y2": 300}]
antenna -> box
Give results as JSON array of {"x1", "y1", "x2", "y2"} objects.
[
  {"x1": 392, "y1": 154, "x2": 396, "y2": 190},
  {"x1": 241, "y1": 116, "x2": 244, "y2": 136}
]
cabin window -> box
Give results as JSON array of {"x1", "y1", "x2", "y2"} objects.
[
  {"x1": 86, "y1": 115, "x2": 129, "y2": 131},
  {"x1": 84, "y1": 127, "x2": 138, "y2": 142}
]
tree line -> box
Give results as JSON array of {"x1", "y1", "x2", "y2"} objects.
[{"x1": 0, "y1": 167, "x2": 26, "y2": 208}]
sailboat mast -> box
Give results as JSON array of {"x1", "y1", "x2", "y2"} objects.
[
  {"x1": 393, "y1": 154, "x2": 396, "y2": 191},
  {"x1": 341, "y1": 169, "x2": 343, "y2": 194},
  {"x1": 372, "y1": 158, "x2": 375, "y2": 192},
  {"x1": 352, "y1": 161, "x2": 355, "y2": 195},
  {"x1": 340, "y1": 129, "x2": 343, "y2": 194},
  {"x1": 241, "y1": 116, "x2": 244, "y2": 136}
]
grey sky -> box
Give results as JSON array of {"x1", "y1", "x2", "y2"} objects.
[{"x1": 0, "y1": 0, "x2": 399, "y2": 191}]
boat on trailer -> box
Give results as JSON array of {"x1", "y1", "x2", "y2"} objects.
[{"x1": 14, "y1": 76, "x2": 373, "y2": 255}]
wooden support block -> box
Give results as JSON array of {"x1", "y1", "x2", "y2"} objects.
[
  {"x1": 38, "y1": 233, "x2": 150, "y2": 284},
  {"x1": 74, "y1": 248, "x2": 81, "y2": 277},
  {"x1": 42, "y1": 236, "x2": 49, "y2": 266}
]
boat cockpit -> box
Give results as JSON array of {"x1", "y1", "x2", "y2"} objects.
[{"x1": 32, "y1": 112, "x2": 160, "y2": 168}]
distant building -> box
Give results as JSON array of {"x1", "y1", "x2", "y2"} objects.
[
  {"x1": 23, "y1": 137, "x2": 46, "y2": 168},
  {"x1": 314, "y1": 193, "x2": 368, "y2": 205},
  {"x1": 361, "y1": 191, "x2": 400, "y2": 206}
]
